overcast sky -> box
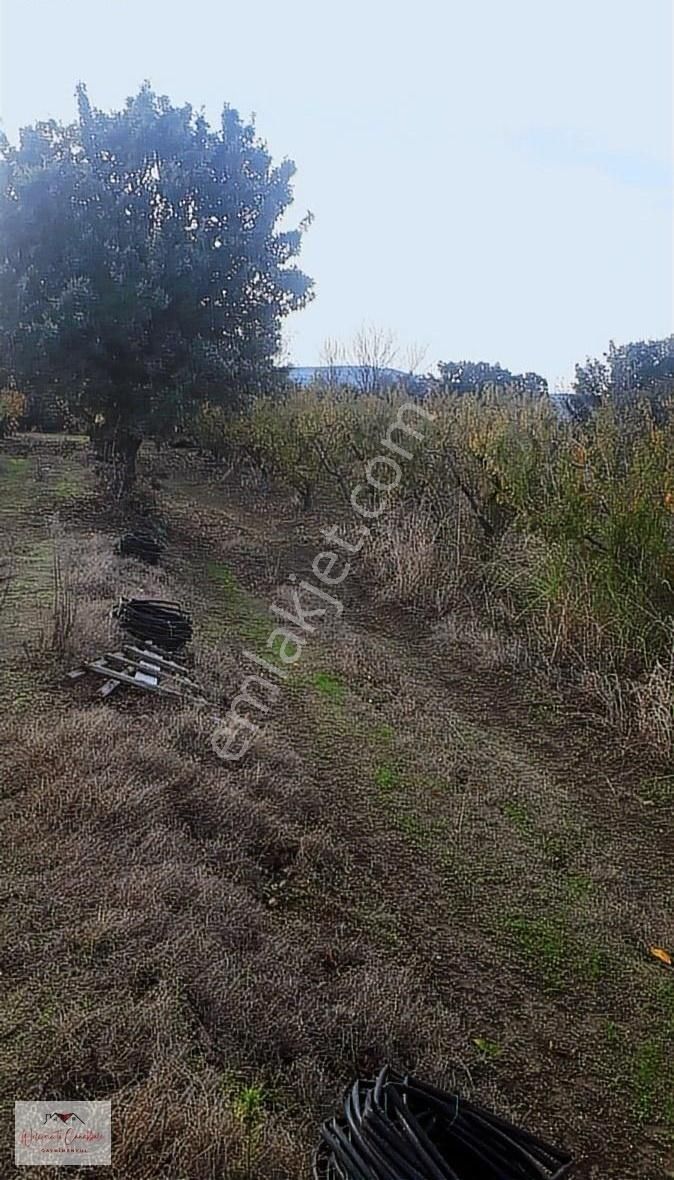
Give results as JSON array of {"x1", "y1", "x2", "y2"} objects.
[{"x1": 0, "y1": 0, "x2": 671, "y2": 385}]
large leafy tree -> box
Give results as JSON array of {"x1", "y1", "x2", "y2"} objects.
[{"x1": 0, "y1": 83, "x2": 313, "y2": 488}]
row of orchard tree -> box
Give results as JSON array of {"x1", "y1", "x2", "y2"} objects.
[{"x1": 1, "y1": 83, "x2": 673, "y2": 485}]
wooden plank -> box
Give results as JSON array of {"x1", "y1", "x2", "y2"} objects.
[
  {"x1": 84, "y1": 661, "x2": 185, "y2": 698},
  {"x1": 109, "y1": 650, "x2": 198, "y2": 690},
  {"x1": 99, "y1": 678, "x2": 121, "y2": 698},
  {"x1": 67, "y1": 668, "x2": 87, "y2": 681},
  {"x1": 106, "y1": 651, "x2": 163, "y2": 676},
  {"x1": 123, "y1": 645, "x2": 192, "y2": 676},
  {"x1": 86, "y1": 660, "x2": 207, "y2": 704}
]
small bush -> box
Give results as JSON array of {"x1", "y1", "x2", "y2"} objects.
[{"x1": 0, "y1": 388, "x2": 26, "y2": 437}]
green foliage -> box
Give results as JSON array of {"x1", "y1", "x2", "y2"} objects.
[
  {"x1": 570, "y1": 335, "x2": 674, "y2": 420},
  {"x1": 195, "y1": 384, "x2": 405, "y2": 508},
  {"x1": 494, "y1": 400, "x2": 674, "y2": 665},
  {"x1": 0, "y1": 83, "x2": 312, "y2": 484},
  {"x1": 435, "y1": 359, "x2": 548, "y2": 398},
  {"x1": 205, "y1": 560, "x2": 274, "y2": 652},
  {"x1": 220, "y1": 1074, "x2": 269, "y2": 1180},
  {"x1": 233, "y1": 1082, "x2": 267, "y2": 1129}
]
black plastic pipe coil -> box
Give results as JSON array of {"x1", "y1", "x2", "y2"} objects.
[
  {"x1": 314, "y1": 1068, "x2": 573, "y2": 1180},
  {"x1": 112, "y1": 598, "x2": 193, "y2": 653},
  {"x1": 116, "y1": 530, "x2": 165, "y2": 564}
]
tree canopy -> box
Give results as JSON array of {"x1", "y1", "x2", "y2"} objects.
[
  {"x1": 0, "y1": 83, "x2": 313, "y2": 484},
  {"x1": 434, "y1": 360, "x2": 548, "y2": 398},
  {"x1": 570, "y1": 336, "x2": 674, "y2": 420}
]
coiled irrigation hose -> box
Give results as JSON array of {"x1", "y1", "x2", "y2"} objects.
[
  {"x1": 116, "y1": 529, "x2": 166, "y2": 564},
  {"x1": 314, "y1": 1067, "x2": 573, "y2": 1180},
  {"x1": 111, "y1": 598, "x2": 193, "y2": 653}
]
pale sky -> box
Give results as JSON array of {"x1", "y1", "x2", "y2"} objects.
[{"x1": 0, "y1": 0, "x2": 672, "y2": 385}]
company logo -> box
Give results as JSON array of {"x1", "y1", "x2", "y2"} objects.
[{"x1": 15, "y1": 1101, "x2": 111, "y2": 1167}]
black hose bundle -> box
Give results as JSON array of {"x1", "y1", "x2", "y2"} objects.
[
  {"x1": 117, "y1": 529, "x2": 165, "y2": 565},
  {"x1": 112, "y1": 598, "x2": 193, "y2": 652},
  {"x1": 314, "y1": 1068, "x2": 572, "y2": 1180}
]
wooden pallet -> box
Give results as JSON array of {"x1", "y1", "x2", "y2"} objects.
[{"x1": 67, "y1": 644, "x2": 207, "y2": 702}]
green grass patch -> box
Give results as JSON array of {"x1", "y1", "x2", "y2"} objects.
[
  {"x1": 205, "y1": 560, "x2": 280, "y2": 657},
  {"x1": 53, "y1": 471, "x2": 85, "y2": 500},
  {"x1": 638, "y1": 775, "x2": 674, "y2": 804},
  {"x1": 565, "y1": 872, "x2": 594, "y2": 901},
  {"x1": 501, "y1": 799, "x2": 533, "y2": 833},
  {"x1": 207, "y1": 560, "x2": 243, "y2": 598},
  {"x1": 605, "y1": 982, "x2": 674, "y2": 1128},
  {"x1": 0, "y1": 455, "x2": 33, "y2": 509},
  {"x1": 0, "y1": 455, "x2": 29, "y2": 479},
  {"x1": 632, "y1": 1039, "x2": 670, "y2": 1123},
  {"x1": 504, "y1": 911, "x2": 607, "y2": 993},
  {"x1": 374, "y1": 764, "x2": 398, "y2": 790},
  {"x1": 372, "y1": 722, "x2": 395, "y2": 743},
  {"x1": 473, "y1": 1037, "x2": 503, "y2": 1059},
  {"x1": 313, "y1": 671, "x2": 346, "y2": 704}
]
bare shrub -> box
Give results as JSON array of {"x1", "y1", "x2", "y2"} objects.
[
  {"x1": 0, "y1": 532, "x2": 16, "y2": 615},
  {"x1": 45, "y1": 534, "x2": 78, "y2": 656}
]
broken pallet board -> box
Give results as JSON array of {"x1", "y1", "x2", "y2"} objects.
[
  {"x1": 110, "y1": 649, "x2": 200, "y2": 689},
  {"x1": 122, "y1": 645, "x2": 195, "y2": 677},
  {"x1": 83, "y1": 660, "x2": 184, "y2": 697},
  {"x1": 67, "y1": 648, "x2": 207, "y2": 703}
]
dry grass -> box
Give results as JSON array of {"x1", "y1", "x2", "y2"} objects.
[
  {"x1": 432, "y1": 614, "x2": 532, "y2": 671},
  {"x1": 0, "y1": 705, "x2": 459, "y2": 1180},
  {"x1": 2, "y1": 438, "x2": 674, "y2": 1180},
  {"x1": 632, "y1": 655, "x2": 674, "y2": 756},
  {"x1": 360, "y1": 498, "x2": 482, "y2": 614}
]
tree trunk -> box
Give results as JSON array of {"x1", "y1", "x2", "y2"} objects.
[
  {"x1": 90, "y1": 423, "x2": 114, "y2": 463},
  {"x1": 108, "y1": 429, "x2": 142, "y2": 498}
]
